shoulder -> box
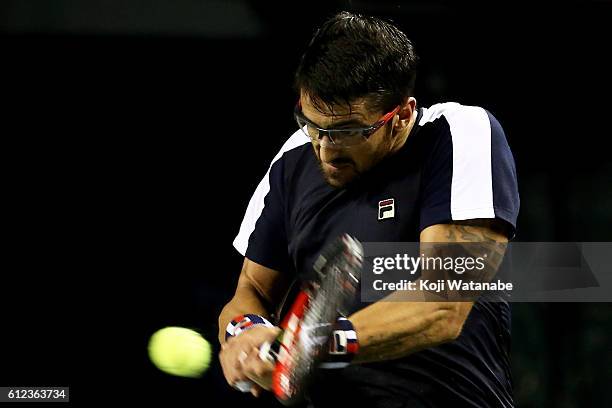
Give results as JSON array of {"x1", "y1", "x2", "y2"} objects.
[
  {"x1": 419, "y1": 102, "x2": 504, "y2": 136},
  {"x1": 417, "y1": 102, "x2": 511, "y2": 164},
  {"x1": 416, "y1": 102, "x2": 519, "y2": 235},
  {"x1": 272, "y1": 129, "x2": 311, "y2": 164},
  {"x1": 232, "y1": 129, "x2": 310, "y2": 257},
  {"x1": 267, "y1": 129, "x2": 312, "y2": 177}
]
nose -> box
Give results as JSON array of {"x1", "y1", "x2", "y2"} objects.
[
  {"x1": 319, "y1": 143, "x2": 344, "y2": 163},
  {"x1": 316, "y1": 133, "x2": 339, "y2": 149}
]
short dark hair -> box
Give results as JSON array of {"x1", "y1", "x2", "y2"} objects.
[{"x1": 295, "y1": 11, "x2": 418, "y2": 115}]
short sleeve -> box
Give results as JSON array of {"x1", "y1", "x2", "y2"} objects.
[
  {"x1": 233, "y1": 130, "x2": 310, "y2": 271},
  {"x1": 419, "y1": 104, "x2": 520, "y2": 236}
]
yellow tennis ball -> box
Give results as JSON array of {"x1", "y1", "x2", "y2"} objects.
[{"x1": 148, "y1": 327, "x2": 212, "y2": 378}]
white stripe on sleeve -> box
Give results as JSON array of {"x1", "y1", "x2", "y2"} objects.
[
  {"x1": 446, "y1": 105, "x2": 494, "y2": 220},
  {"x1": 419, "y1": 103, "x2": 495, "y2": 220},
  {"x1": 232, "y1": 130, "x2": 310, "y2": 256}
]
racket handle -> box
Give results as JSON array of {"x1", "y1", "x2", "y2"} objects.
[
  {"x1": 233, "y1": 341, "x2": 277, "y2": 393},
  {"x1": 233, "y1": 380, "x2": 254, "y2": 393}
]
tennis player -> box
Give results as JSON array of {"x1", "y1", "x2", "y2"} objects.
[{"x1": 219, "y1": 11, "x2": 519, "y2": 407}]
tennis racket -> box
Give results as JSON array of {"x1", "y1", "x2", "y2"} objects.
[
  {"x1": 234, "y1": 234, "x2": 363, "y2": 404},
  {"x1": 272, "y1": 234, "x2": 363, "y2": 405}
]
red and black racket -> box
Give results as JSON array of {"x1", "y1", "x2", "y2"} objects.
[{"x1": 269, "y1": 233, "x2": 363, "y2": 405}]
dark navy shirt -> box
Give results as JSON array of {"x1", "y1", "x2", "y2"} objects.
[{"x1": 234, "y1": 102, "x2": 520, "y2": 407}]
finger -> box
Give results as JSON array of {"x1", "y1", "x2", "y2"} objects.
[
  {"x1": 250, "y1": 384, "x2": 263, "y2": 398},
  {"x1": 226, "y1": 372, "x2": 249, "y2": 387},
  {"x1": 225, "y1": 347, "x2": 245, "y2": 370},
  {"x1": 238, "y1": 350, "x2": 248, "y2": 363},
  {"x1": 242, "y1": 351, "x2": 273, "y2": 391},
  {"x1": 240, "y1": 347, "x2": 261, "y2": 375},
  {"x1": 249, "y1": 347, "x2": 271, "y2": 377},
  {"x1": 219, "y1": 350, "x2": 249, "y2": 386}
]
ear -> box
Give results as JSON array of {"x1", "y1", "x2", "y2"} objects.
[{"x1": 394, "y1": 97, "x2": 417, "y2": 131}]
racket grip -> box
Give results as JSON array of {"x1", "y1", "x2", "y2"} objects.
[{"x1": 233, "y1": 380, "x2": 254, "y2": 393}]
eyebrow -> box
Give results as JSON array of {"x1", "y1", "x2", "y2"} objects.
[
  {"x1": 330, "y1": 118, "x2": 369, "y2": 128},
  {"x1": 302, "y1": 113, "x2": 369, "y2": 129}
]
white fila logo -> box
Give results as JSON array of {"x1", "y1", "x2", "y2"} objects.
[{"x1": 378, "y1": 198, "x2": 395, "y2": 220}]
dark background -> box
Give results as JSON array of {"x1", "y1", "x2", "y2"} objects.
[{"x1": 2, "y1": 0, "x2": 611, "y2": 406}]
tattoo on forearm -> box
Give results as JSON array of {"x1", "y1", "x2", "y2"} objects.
[{"x1": 421, "y1": 220, "x2": 509, "y2": 300}]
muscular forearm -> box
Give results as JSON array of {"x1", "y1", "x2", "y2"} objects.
[
  {"x1": 218, "y1": 286, "x2": 272, "y2": 344},
  {"x1": 350, "y1": 300, "x2": 471, "y2": 363},
  {"x1": 218, "y1": 258, "x2": 288, "y2": 345},
  {"x1": 349, "y1": 220, "x2": 501, "y2": 363}
]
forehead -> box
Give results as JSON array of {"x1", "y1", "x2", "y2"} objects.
[{"x1": 299, "y1": 92, "x2": 373, "y2": 126}]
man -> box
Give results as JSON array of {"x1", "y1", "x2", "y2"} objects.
[{"x1": 219, "y1": 11, "x2": 519, "y2": 408}]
